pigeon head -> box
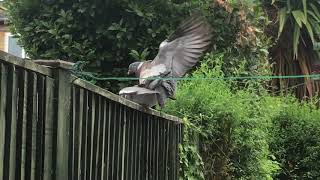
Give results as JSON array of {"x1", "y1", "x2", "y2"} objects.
[{"x1": 127, "y1": 62, "x2": 142, "y2": 75}]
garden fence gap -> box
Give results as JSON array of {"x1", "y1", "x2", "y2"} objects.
[{"x1": 0, "y1": 51, "x2": 182, "y2": 180}]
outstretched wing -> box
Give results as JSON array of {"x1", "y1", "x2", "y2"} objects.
[{"x1": 151, "y1": 15, "x2": 212, "y2": 77}]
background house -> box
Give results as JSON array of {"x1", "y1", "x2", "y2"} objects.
[{"x1": 0, "y1": 1, "x2": 26, "y2": 58}]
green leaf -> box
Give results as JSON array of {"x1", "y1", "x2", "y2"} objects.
[
  {"x1": 271, "y1": 0, "x2": 276, "y2": 5},
  {"x1": 129, "y1": 49, "x2": 140, "y2": 61},
  {"x1": 308, "y1": 10, "x2": 320, "y2": 22},
  {"x1": 278, "y1": 7, "x2": 287, "y2": 38},
  {"x1": 309, "y1": 18, "x2": 320, "y2": 33},
  {"x1": 310, "y1": 3, "x2": 320, "y2": 20},
  {"x1": 302, "y1": 0, "x2": 307, "y2": 17},
  {"x1": 293, "y1": 23, "x2": 301, "y2": 58},
  {"x1": 305, "y1": 21, "x2": 315, "y2": 44},
  {"x1": 141, "y1": 48, "x2": 149, "y2": 60},
  {"x1": 23, "y1": 27, "x2": 32, "y2": 31},
  {"x1": 292, "y1": 10, "x2": 305, "y2": 27},
  {"x1": 48, "y1": 29, "x2": 55, "y2": 35},
  {"x1": 107, "y1": 25, "x2": 118, "y2": 31},
  {"x1": 286, "y1": 0, "x2": 291, "y2": 12}
]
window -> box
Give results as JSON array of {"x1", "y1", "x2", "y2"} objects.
[{"x1": 5, "y1": 32, "x2": 26, "y2": 58}]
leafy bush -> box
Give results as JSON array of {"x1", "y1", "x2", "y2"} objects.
[
  {"x1": 267, "y1": 98, "x2": 320, "y2": 179},
  {"x1": 165, "y1": 53, "x2": 280, "y2": 179},
  {"x1": 165, "y1": 52, "x2": 320, "y2": 180},
  {"x1": 6, "y1": 0, "x2": 271, "y2": 92},
  {"x1": 6, "y1": 0, "x2": 192, "y2": 91}
]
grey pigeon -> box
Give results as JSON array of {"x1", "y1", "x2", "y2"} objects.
[
  {"x1": 123, "y1": 15, "x2": 212, "y2": 108},
  {"x1": 119, "y1": 86, "x2": 160, "y2": 108}
]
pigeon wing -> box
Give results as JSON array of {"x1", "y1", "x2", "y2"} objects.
[
  {"x1": 119, "y1": 86, "x2": 160, "y2": 95},
  {"x1": 119, "y1": 86, "x2": 160, "y2": 107},
  {"x1": 151, "y1": 15, "x2": 212, "y2": 78}
]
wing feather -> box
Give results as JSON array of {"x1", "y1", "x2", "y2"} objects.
[{"x1": 151, "y1": 14, "x2": 212, "y2": 77}]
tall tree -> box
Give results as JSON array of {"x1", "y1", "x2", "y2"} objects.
[{"x1": 264, "y1": 0, "x2": 320, "y2": 99}]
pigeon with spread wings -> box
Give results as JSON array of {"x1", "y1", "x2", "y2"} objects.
[{"x1": 120, "y1": 15, "x2": 212, "y2": 108}]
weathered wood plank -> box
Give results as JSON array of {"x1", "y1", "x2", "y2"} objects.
[
  {"x1": 70, "y1": 86, "x2": 76, "y2": 180},
  {"x1": 151, "y1": 116, "x2": 157, "y2": 180},
  {"x1": 95, "y1": 97, "x2": 105, "y2": 180},
  {"x1": 123, "y1": 108, "x2": 131, "y2": 180},
  {"x1": 155, "y1": 117, "x2": 160, "y2": 180},
  {"x1": 116, "y1": 104, "x2": 124, "y2": 179},
  {"x1": 71, "y1": 86, "x2": 80, "y2": 180},
  {"x1": 120, "y1": 106, "x2": 127, "y2": 180},
  {"x1": 0, "y1": 63, "x2": 7, "y2": 180},
  {"x1": 146, "y1": 116, "x2": 151, "y2": 179},
  {"x1": 159, "y1": 120, "x2": 165, "y2": 180},
  {"x1": 107, "y1": 100, "x2": 113, "y2": 179},
  {"x1": 0, "y1": 52, "x2": 53, "y2": 76},
  {"x1": 16, "y1": 68, "x2": 27, "y2": 180},
  {"x1": 164, "y1": 121, "x2": 170, "y2": 180},
  {"x1": 140, "y1": 113, "x2": 147, "y2": 179},
  {"x1": 91, "y1": 95, "x2": 100, "y2": 180},
  {"x1": 80, "y1": 90, "x2": 88, "y2": 180},
  {"x1": 102, "y1": 100, "x2": 112, "y2": 180},
  {"x1": 8, "y1": 65, "x2": 18, "y2": 180},
  {"x1": 43, "y1": 76, "x2": 55, "y2": 180},
  {"x1": 128, "y1": 110, "x2": 138, "y2": 179},
  {"x1": 109, "y1": 102, "x2": 117, "y2": 179},
  {"x1": 77, "y1": 88, "x2": 84, "y2": 179},
  {"x1": 36, "y1": 75, "x2": 45, "y2": 180},
  {"x1": 30, "y1": 73, "x2": 38, "y2": 180},
  {"x1": 170, "y1": 122, "x2": 176, "y2": 180},
  {"x1": 137, "y1": 112, "x2": 143, "y2": 179},
  {"x1": 25, "y1": 72, "x2": 37, "y2": 180},
  {"x1": 19, "y1": 70, "x2": 28, "y2": 180},
  {"x1": 88, "y1": 93, "x2": 98, "y2": 179},
  {"x1": 86, "y1": 92, "x2": 94, "y2": 180}
]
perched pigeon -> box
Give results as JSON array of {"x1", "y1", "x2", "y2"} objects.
[
  {"x1": 119, "y1": 86, "x2": 160, "y2": 108},
  {"x1": 122, "y1": 15, "x2": 212, "y2": 108}
]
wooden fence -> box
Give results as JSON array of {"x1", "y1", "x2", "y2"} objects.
[{"x1": 0, "y1": 51, "x2": 182, "y2": 180}]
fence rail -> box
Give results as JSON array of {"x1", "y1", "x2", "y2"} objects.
[{"x1": 0, "y1": 51, "x2": 182, "y2": 180}]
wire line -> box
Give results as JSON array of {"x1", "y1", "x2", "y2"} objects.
[{"x1": 72, "y1": 71, "x2": 320, "y2": 81}]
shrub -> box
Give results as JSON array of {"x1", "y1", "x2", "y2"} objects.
[
  {"x1": 6, "y1": 0, "x2": 191, "y2": 91},
  {"x1": 267, "y1": 98, "x2": 320, "y2": 179},
  {"x1": 6, "y1": 0, "x2": 270, "y2": 92},
  {"x1": 164, "y1": 53, "x2": 280, "y2": 179},
  {"x1": 165, "y1": 53, "x2": 320, "y2": 179}
]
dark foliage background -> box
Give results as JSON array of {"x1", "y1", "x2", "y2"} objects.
[
  {"x1": 6, "y1": 0, "x2": 270, "y2": 92},
  {"x1": 6, "y1": 0, "x2": 192, "y2": 91},
  {"x1": 6, "y1": 0, "x2": 320, "y2": 179}
]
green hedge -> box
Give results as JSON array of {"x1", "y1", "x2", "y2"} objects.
[
  {"x1": 6, "y1": 0, "x2": 269, "y2": 92},
  {"x1": 6, "y1": 0, "x2": 191, "y2": 91},
  {"x1": 267, "y1": 99, "x2": 320, "y2": 179},
  {"x1": 165, "y1": 53, "x2": 279, "y2": 179},
  {"x1": 165, "y1": 53, "x2": 320, "y2": 180}
]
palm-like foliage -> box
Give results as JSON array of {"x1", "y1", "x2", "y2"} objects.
[
  {"x1": 264, "y1": 0, "x2": 320, "y2": 99},
  {"x1": 275, "y1": 0, "x2": 320, "y2": 57}
]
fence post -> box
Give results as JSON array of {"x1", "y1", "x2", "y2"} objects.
[
  {"x1": 35, "y1": 60, "x2": 75, "y2": 180},
  {"x1": 55, "y1": 68, "x2": 70, "y2": 180}
]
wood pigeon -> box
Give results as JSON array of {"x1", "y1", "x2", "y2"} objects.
[{"x1": 120, "y1": 15, "x2": 212, "y2": 108}]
